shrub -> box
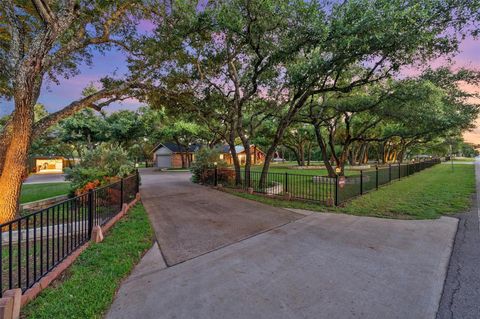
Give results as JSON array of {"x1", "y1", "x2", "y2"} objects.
[
  {"x1": 217, "y1": 168, "x2": 237, "y2": 185},
  {"x1": 66, "y1": 143, "x2": 134, "y2": 194},
  {"x1": 190, "y1": 147, "x2": 227, "y2": 183}
]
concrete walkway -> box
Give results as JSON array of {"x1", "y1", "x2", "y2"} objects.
[{"x1": 107, "y1": 170, "x2": 458, "y2": 319}]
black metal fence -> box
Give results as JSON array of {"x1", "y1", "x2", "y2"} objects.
[
  {"x1": 202, "y1": 159, "x2": 440, "y2": 206},
  {"x1": 0, "y1": 172, "x2": 140, "y2": 296},
  {"x1": 335, "y1": 159, "x2": 440, "y2": 204}
]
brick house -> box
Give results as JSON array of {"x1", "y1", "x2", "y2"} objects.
[
  {"x1": 153, "y1": 142, "x2": 200, "y2": 169},
  {"x1": 220, "y1": 145, "x2": 266, "y2": 165}
]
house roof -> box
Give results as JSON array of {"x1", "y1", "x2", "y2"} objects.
[
  {"x1": 153, "y1": 142, "x2": 200, "y2": 153},
  {"x1": 30, "y1": 155, "x2": 66, "y2": 159}
]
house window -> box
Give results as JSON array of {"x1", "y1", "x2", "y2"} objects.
[
  {"x1": 239, "y1": 154, "x2": 246, "y2": 165},
  {"x1": 219, "y1": 154, "x2": 224, "y2": 160}
]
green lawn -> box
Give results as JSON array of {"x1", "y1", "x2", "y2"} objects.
[
  {"x1": 244, "y1": 163, "x2": 361, "y2": 176},
  {"x1": 226, "y1": 164, "x2": 475, "y2": 220},
  {"x1": 22, "y1": 204, "x2": 154, "y2": 319},
  {"x1": 336, "y1": 164, "x2": 475, "y2": 219},
  {"x1": 20, "y1": 183, "x2": 71, "y2": 204},
  {"x1": 450, "y1": 157, "x2": 477, "y2": 162}
]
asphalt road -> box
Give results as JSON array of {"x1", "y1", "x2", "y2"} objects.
[
  {"x1": 436, "y1": 162, "x2": 480, "y2": 319},
  {"x1": 23, "y1": 173, "x2": 67, "y2": 184}
]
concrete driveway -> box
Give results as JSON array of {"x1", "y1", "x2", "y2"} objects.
[
  {"x1": 138, "y1": 169, "x2": 302, "y2": 265},
  {"x1": 107, "y1": 169, "x2": 458, "y2": 319}
]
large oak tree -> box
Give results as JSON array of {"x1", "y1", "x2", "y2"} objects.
[
  {"x1": 0, "y1": 1, "x2": 150, "y2": 222},
  {"x1": 141, "y1": 0, "x2": 478, "y2": 186}
]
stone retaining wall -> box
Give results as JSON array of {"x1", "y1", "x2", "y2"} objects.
[{"x1": 20, "y1": 194, "x2": 69, "y2": 213}]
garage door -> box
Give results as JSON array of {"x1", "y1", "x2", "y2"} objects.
[{"x1": 157, "y1": 155, "x2": 172, "y2": 168}]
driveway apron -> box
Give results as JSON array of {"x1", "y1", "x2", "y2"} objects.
[{"x1": 139, "y1": 169, "x2": 302, "y2": 266}]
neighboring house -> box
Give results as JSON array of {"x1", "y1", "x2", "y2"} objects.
[
  {"x1": 220, "y1": 145, "x2": 266, "y2": 165},
  {"x1": 153, "y1": 142, "x2": 200, "y2": 169},
  {"x1": 29, "y1": 156, "x2": 76, "y2": 174}
]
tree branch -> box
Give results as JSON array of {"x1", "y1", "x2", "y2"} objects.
[
  {"x1": 32, "y1": 0, "x2": 57, "y2": 27},
  {"x1": 4, "y1": 0, "x2": 22, "y2": 71},
  {"x1": 43, "y1": 2, "x2": 134, "y2": 70},
  {"x1": 32, "y1": 81, "x2": 141, "y2": 136}
]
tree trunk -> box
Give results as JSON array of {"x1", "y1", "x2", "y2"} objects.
[
  {"x1": 180, "y1": 153, "x2": 186, "y2": 168},
  {"x1": 0, "y1": 98, "x2": 34, "y2": 223},
  {"x1": 298, "y1": 144, "x2": 305, "y2": 166},
  {"x1": 259, "y1": 121, "x2": 290, "y2": 185},
  {"x1": 228, "y1": 143, "x2": 241, "y2": 185},
  {"x1": 391, "y1": 150, "x2": 398, "y2": 163},
  {"x1": 362, "y1": 145, "x2": 369, "y2": 164},
  {"x1": 398, "y1": 149, "x2": 405, "y2": 164},
  {"x1": 349, "y1": 145, "x2": 357, "y2": 166},
  {"x1": 0, "y1": 119, "x2": 14, "y2": 176},
  {"x1": 307, "y1": 142, "x2": 312, "y2": 166},
  {"x1": 313, "y1": 124, "x2": 336, "y2": 177},
  {"x1": 285, "y1": 145, "x2": 300, "y2": 166},
  {"x1": 382, "y1": 142, "x2": 389, "y2": 164},
  {"x1": 326, "y1": 131, "x2": 348, "y2": 177},
  {"x1": 259, "y1": 93, "x2": 311, "y2": 185},
  {"x1": 357, "y1": 143, "x2": 367, "y2": 165},
  {"x1": 243, "y1": 142, "x2": 252, "y2": 188}
]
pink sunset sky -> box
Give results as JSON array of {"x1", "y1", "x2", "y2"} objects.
[
  {"x1": 1, "y1": 22, "x2": 479, "y2": 144},
  {"x1": 441, "y1": 36, "x2": 480, "y2": 145}
]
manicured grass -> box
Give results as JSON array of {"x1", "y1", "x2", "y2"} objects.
[
  {"x1": 22, "y1": 203, "x2": 154, "y2": 319},
  {"x1": 226, "y1": 164, "x2": 475, "y2": 220},
  {"x1": 336, "y1": 164, "x2": 475, "y2": 219},
  {"x1": 244, "y1": 164, "x2": 360, "y2": 176},
  {"x1": 450, "y1": 157, "x2": 476, "y2": 162},
  {"x1": 20, "y1": 183, "x2": 71, "y2": 204}
]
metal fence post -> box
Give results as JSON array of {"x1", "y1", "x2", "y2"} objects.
[
  {"x1": 88, "y1": 189, "x2": 94, "y2": 238},
  {"x1": 334, "y1": 175, "x2": 338, "y2": 206},
  {"x1": 360, "y1": 170, "x2": 363, "y2": 195},
  {"x1": 120, "y1": 178, "x2": 124, "y2": 208},
  {"x1": 389, "y1": 164, "x2": 392, "y2": 182},
  {"x1": 398, "y1": 163, "x2": 401, "y2": 180},
  {"x1": 285, "y1": 172, "x2": 288, "y2": 193},
  {"x1": 375, "y1": 165, "x2": 379, "y2": 189},
  {"x1": 135, "y1": 169, "x2": 140, "y2": 193},
  {"x1": 214, "y1": 166, "x2": 218, "y2": 187}
]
